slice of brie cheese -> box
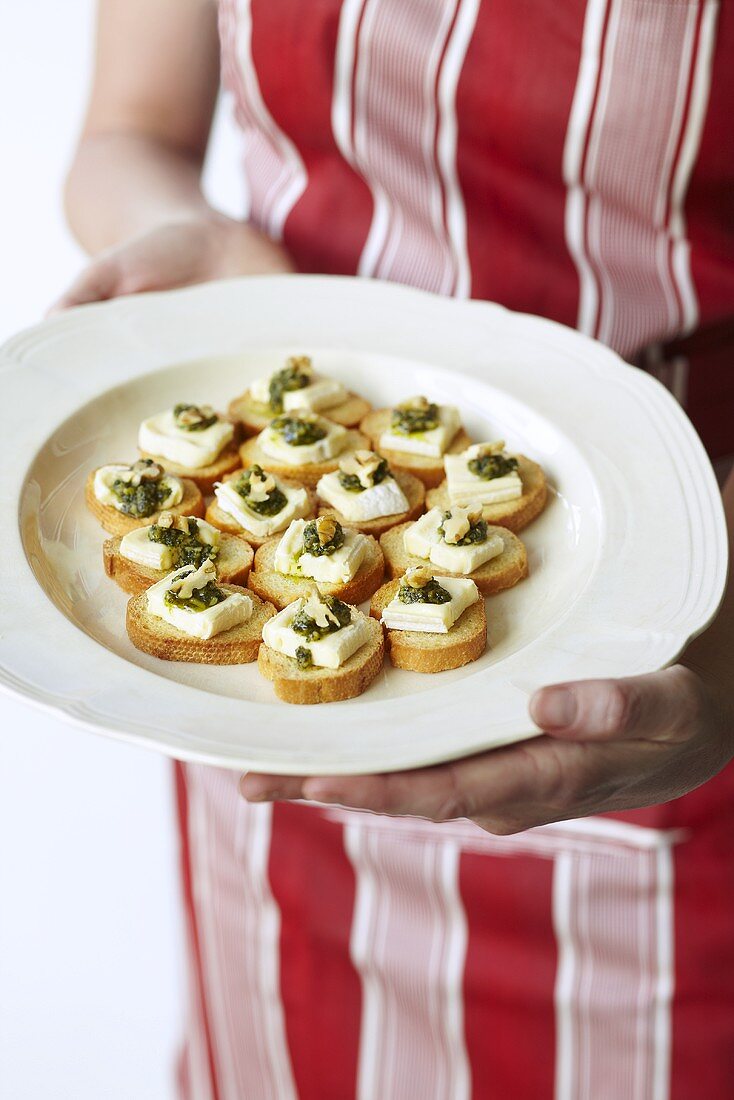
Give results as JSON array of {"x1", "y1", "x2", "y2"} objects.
[
  {"x1": 93, "y1": 465, "x2": 184, "y2": 511},
  {"x1": 138, "y1": 409, "x2": 234, "y2": 469},
  {"x1": 258, "y1": 417, "x2": 348, "y2": 465},
  {"x1": 262, "y1": 599, "x2": 371, "y2": 669},
  {"x1": 119, "y1": 518, "x2": 220, "y2": 571},
  {"x1": 273, "y1": 519, "x2": 368, "y2": 583},
  {"x1": 444, "y1": 452, "x2": 523, "y2": 507},
  {"x1": 250, "y1": 374, "x2": 347, "y2": 413},
  {"x1": 316, "y1": 471, "x2": 409, "y2": 521},
  {"x1": 381, "y1": 576, "x2": 479, "y2": 633},
  {"x1": 146, "y1": 564, "x2": 252, "y2": 639},
  {"x1": 379, "y1": 405, "x2": 460, "y2": 458},
  {"x1": 214, "y1": 478, "x2": 310, "y2": 538},
  {"x1": 403, "y1": 509, "x2": 505, "y2": 574}
]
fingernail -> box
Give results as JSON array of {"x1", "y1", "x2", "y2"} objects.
[{"x1": 533, "y1": 687, "x2": 577, "y2": 730}]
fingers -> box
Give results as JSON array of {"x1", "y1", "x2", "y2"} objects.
[
  {"x1": 48, "y1": 258, "x2": 121, "y2": 313},
  {"x1": 240, "y1": 773, "x2": 307, "y2": 802},
  {"x1": 529, "y1": 665, "x2": 702, "y2": 744}
]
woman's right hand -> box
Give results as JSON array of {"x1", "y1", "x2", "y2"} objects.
[{"x1": 50, "y1": 213, "x2": 295, "y2": 312}]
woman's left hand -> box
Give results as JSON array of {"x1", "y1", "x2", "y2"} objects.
[{"x1": 240, "y1": 663, "x2": 734, "y2": 833}]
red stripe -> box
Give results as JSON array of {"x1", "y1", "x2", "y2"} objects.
[
  {"x1": 459, "y1": 851, "x2": 556, "y2": 1100},
  {"x1": 268, "y1": 802, "x2": 361, "y2": 1100},
  {"x1": 174, "y1": 762, "x2": 220, "y2": 1100},
  {"x1": 249, "y1": 0, "x2": 373, "y2": 274},
  {"x1": 455, "y1": 0, "x2": 588, "y2": 322}
]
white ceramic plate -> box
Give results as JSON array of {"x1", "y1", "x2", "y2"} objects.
[{"x1": 1, "y1": 276, "x2": 727, "y2": 774}]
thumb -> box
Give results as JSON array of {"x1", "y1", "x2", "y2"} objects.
[
  {"x1": 47, "y1": 257, "x2": 121, "y2": 313},
  {"x1": 529, "y1": 666, "x2": 701, "y2": 743}
]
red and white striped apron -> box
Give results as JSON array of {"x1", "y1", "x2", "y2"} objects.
[{"x1": 178, "y1": 3, "x2": 734, "y2": 1096}]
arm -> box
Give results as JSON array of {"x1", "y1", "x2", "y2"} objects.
[
  {"x1": 56, "y1": 0, "x2": 291, "y2": 309},
  {"x1": 241, "y1": 468, "x2": 734, "y2": 831}
]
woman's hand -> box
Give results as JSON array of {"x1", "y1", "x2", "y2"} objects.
[
  {"x1": 51, "y1": 213, "x2": 294, "y2": 311},
  {"x1": 239, "y1": 664, "x2": 734, "y2": 833}
]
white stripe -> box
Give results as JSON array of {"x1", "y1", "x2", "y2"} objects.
[
  {"x1": 652, "y1": 847, "x2": 675, "y2": 1100},
  {"x1": 186, "y1": 768, "x2": 297, "y2": 1100},
  {"x1": 331, "y1": 0, "x2": 475, "y2": 296},
  {"x1": 228, "y1": 0, "x2": 306, "y2": 239},
  {"x1": 552, "y1": 853, "x2": 576, "y2": 1100},
  {"x1": 669, "y1": 0, "x2": 720, "y2": 333},
  {"x1": 345, "y1": 824, "x2": 471, "y2": 1100}
]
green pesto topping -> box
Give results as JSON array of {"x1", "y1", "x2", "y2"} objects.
[
  {"x1": 271, "y1": 415, "x2": 327, "y2": 447},
  {"x1": 391, "y1": 400, "x2": 440, "y2": 436},
  {"x1": 291, "y1": 596, "x2": 352, "y2": 642},
  {"x1": 438, "y1": 510, "x2": 488, "y2": 546},
  {"x1": 467, "y1": 452, "x2": 519, "y2": 481},
  {"x1": 173, "y1": 403, "x2": 219, "y2": 432},
  {"x1": 295, "y1": 646, "x2": 314, "y2": 670},
  {"x1": 338, "y1": 456, "x2": 390, "y2": 493},
  {"x1": 397, "y1": 578, "x2": 452, "y2": 605},
  {"x1": 148, "y1": 518, "x2": 218, "y2": 569},
  {"x1": 111, "y1": 473, "x2": 172, "y2": 518},
  {"x1": 163, "y1": 579, "x2": 225, "y2": 613},
  {"x1": 302, "y1": 519, "x2": 345, "y2": 557},
  {"x1": 234, "y1": 466, "x2": 287, "y2": 516},
  {"x1": 267, "y1": 359, "x2": 311, "y2": 413}
]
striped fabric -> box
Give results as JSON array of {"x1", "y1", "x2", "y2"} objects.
[{"x1": 177, "y1": 3, "x2": 734, "y2": 1097}]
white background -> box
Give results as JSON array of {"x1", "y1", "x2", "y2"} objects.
[{"x1": 0, "y1": 4, "x2": 243, "y2": 1096}]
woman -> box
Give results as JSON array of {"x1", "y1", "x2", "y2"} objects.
[{"x1": 60, "y1": 2, "x2": 734, "y2": 1097}]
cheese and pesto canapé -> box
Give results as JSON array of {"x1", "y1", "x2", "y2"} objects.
[
  {"x1": 381, "y1": 566, "x2": 479, "y2": 634},
  {"x1": 262, "y1": 590, "x2": 371, "y2": 670},
  {"x1": 138, "y1": 403, "x2": 234, "y2": 469},
  {"x1": 258, "y1": 411, "x2": 348, "y2": 465},
  {"x1": 274, "y1": 516, "x2": 368, "y2": 584},
  {"x1": 316, "y1": 451, "x2": 409, "y2": 521},
  {"x1": 444, "y1": 441, "x2": 523, "y2": 507},
  {"x1": 146, "y1": 559, "x2": 252, "y2": 640},
  {"x1": 214, "y1": 466, "x2": 310, "y2": 537},
  {"x1": 250, "y1": 355, "x2": 347, "y2": 414},
  {"x1": 404, "y1": 505, "x2": 504, "y2": 573},
  {"x1": 94, "y1": 459, "x2": 184, "y2": 516},
  {"x1": 379, "y1": 396, "x2": 460, "y2": 458},
  {"x1": 119, "y1": 513, "x2": 220, "y2": 571}
]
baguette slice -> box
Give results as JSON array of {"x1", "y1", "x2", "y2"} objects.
[
  {"x1": 379, "y1": 522, "x2": 528, "y2": 596},
  {"x1": 239, "y1": 429, "x2": 371, "y2": 489},
  {"x1": 126, "y1": 585, "x2": 275, "y2": 664},
  {"x1": 257, "y1": 616, "x2": 385, "y2": 704},
  {"x1": 426, "y1": 455, "x2": 548, "y2": 532},
  {"x1": 248, "y1": 533, "x2": 384, "y2": 610},
  {"x1": 103, "y1": 532, "x2": 254, "y2": 596},
  {"x1": 359, "y1": 408, "x2": 472, "y2": 489},
  {"x1": 317, "y1": 469, "x2": 426, "y2": 537},
  {"x1": 229, "y1": 390, "x2": 372, "y2": 436},
  {"x1": 138, "y1": 442, "x2": 242, "y2": 495},
  {"x1": 370, "y1": 579, "x2": 487, "y2": 673},
  {"x1": 205, "y1": 471, "x2": 317, "y2": 548},
  {"x1": 85, "y1": 469, "x2": 205, "y2": 535}
]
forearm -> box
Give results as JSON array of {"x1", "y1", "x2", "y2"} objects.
[{"x1": 64, "y1": 132, "x2": 214, "y2": 255}]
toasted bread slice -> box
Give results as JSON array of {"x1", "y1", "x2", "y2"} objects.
[
  {"x1": 103, "y1": 533, "x2": 254, "y2": 596},
  {"x1": 426, "y1": 455, "x2": 548, "y2": 532},
  {"x1": 257, "y1": 616, "x2": 385, "y2": 704},
  {"x1": 248, "y1": 533, "x2": 385, "y2": 610},
  {"x1": 317, "y1": 469, "x2": 426, "y2": 537},
  {"x1": 126, "y1": 585, "x2": 275, "y2": 664},
  {"x1": 239, "y1": 429, "x2": 371, "y2": 489},
  {"x1": 85, "y1": 469, "x2": 205, "y2": 535},
  {"x1": 138, "y1": 443, "x2": 242, "y2": 495},
  {"x1": 359, "y1": 408, "x2": 472, "y2": 489},
  {"x1": 370, "y1": 579, "x2": 487, "y2": 672},
  {"x1": 379, "y1": 522, "x2": 528, "y2": 596},
  {"x1": 229, "y1": 390, "x2": 372, "y2": 436},
  {"x1": 205, "y1": 472, "x2": 317, "y2": 548}
]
